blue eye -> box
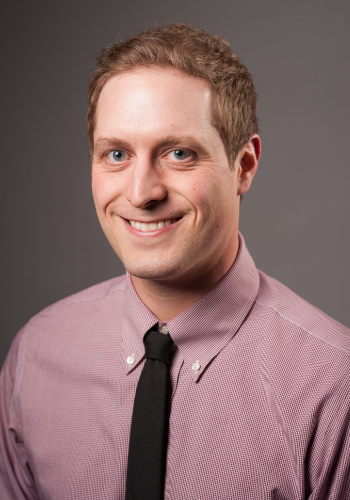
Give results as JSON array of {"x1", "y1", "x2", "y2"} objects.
[
  {"x1": 169, "y1": 149, "x2": 190, "y2": 161},
  {"x1": 107, "y1": 150, "x2": 127, "y2": 162},
  {"x1": 113, "y1": 150, "x2": 126, "y2": 161}
]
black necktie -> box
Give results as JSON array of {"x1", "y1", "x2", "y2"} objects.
[{"x1": 125, "y1": 328, "x2": 174, "y2": 500}]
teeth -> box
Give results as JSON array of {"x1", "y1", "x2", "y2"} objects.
[{"x1": 129, "y1": 218, "x2": 178, "y2": 232}]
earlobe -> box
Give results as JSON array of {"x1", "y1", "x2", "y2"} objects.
[{"x1": 237, "y1": 134, "x2": 261, "y2": 196}]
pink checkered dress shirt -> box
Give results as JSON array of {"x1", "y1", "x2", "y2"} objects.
[{"x1": 1, "y1": 234, "x2": 350, "y2": 499}]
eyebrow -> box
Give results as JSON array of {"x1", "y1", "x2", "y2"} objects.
[
  {"x1": 93, "y1": 135, "x2": 210, "y2": 157},
  {"x1": 93, "y1": 137, "x2": 131, "y2": 153}
]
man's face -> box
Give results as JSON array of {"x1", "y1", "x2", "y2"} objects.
[{"x1": 92, "y1": 67, "x2": 247, "y2": 289}]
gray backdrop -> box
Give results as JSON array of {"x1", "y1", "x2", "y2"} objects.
[{"x1": 1, "y1": 0, "x2": 349, "y2": 366}]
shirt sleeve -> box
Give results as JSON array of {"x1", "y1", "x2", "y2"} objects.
[
  {"x1": 308, "y1": 379, "x2": 350, "y2": 499},
  {"x1": 0, "y1": 331, "x2": 39, "y2": 500}
]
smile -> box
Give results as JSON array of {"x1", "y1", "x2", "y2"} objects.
[{"x1": 128, "y1": 218, "x2": 180, "y2": 232}]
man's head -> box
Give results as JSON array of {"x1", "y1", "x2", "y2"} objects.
[
  {"x1": 90, "y1": 24, "x2": 260, "y2": 299},
  {"x1": 88, "y1": 23, "x2": 258, "y2": 167}
]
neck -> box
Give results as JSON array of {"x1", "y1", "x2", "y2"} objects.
[{"x1": 131, "y1": 242, "x2": 239, "y2": 321}]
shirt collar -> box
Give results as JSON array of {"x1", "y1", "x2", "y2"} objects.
[{"x1": 121, "y1": 233, "x2": 260, "y2": 379}]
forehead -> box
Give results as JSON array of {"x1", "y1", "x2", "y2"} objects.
[{"x1": 94, "y1": 67, "x2": 217, "y2": 141}]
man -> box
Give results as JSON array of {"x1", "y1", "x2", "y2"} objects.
[{"x1": 0, "y1": 23, "x2": 349, "y2": 499}]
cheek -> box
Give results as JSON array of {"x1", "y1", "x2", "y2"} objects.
[
  {"x1": 208, "y1": 188, "x2": 238, "y2": 238},
  {"x1": 91, "y1": 173, "x2": 118, "y2": 211},
  {"x1": 191, "y1": 173, "x2": 236, "y2": 219}
]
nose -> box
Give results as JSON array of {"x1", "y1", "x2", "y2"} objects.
[{"x1": 126, "y1": 156, "x2": 168, "y2": 209}]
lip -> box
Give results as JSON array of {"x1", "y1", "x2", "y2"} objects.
[{"x1": 122, "y1": 216, "x2": 182, "y2": 236}]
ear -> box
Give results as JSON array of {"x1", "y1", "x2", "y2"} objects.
[{"x1": 237, "y1": 134, "x2": 261, "y2": 196}]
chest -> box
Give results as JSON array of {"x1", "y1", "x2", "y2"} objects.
[{"x1": 21, "y1": 349, "x2": 309, "y2": 499}]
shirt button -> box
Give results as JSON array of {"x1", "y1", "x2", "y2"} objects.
[
  {"x1": 192, "y1": 360, "x2": 201, "y2": 372},
  {"x1": 126, "y1": 355, "x2": 135, "y2": 365},
  {"x1": 161, "y1": 325, "x2": 169, "y2": 335}
]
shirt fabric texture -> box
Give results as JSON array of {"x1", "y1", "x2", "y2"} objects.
[{"x1": 1, "y1": 234, "x2": 349, "y2": 499}]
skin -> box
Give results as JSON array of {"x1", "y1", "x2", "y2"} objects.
[{"x1": 91, "y1": 67, "x2": 261, "y2": 320}]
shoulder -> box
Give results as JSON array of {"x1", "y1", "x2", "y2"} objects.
[
  {"x1": 249, "y1": 272, "x2": 350, "y2": 430},
  {"x1": 255, "y1": 270, "x2": 350, "y2": 358},
  {"x1": 8, "y1": 274, "x2": 128, "y2": 361},
  {"x1": 29, "y1": 274, "x2": 127, "y2": 325},
  {"x1": 36, "y1": 274, "x2": 127, "y2": 317}
]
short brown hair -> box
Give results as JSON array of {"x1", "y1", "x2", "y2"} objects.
[{"x1": 88, "y1": 23, "x2": 258, "y2": 166}]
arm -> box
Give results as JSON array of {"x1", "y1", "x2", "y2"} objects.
[
  {"x1": 0, "y1": 332, "x2": 39, "y2": 499},
  {"x1": 308, "y1": 381, "x2": 350, "y2": 499}
]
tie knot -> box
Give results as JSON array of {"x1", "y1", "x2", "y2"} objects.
[{"x1": 144, "y1": 330, "x2": 173, "y2": 364}]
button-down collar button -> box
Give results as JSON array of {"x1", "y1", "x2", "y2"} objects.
[
  {"x1": 161, "y1": 325, "x2": 169, "y2": 335},
  {"x1": 126, "y1": 355, "x2": 135, "y2": 365},
  {"x1": 192, "y1": 360, "x2": 201, "y2": 372}
]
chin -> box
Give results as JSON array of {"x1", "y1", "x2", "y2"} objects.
[
  {"x1": 126, "y1": 266, "x2": 177, "y2": 281},
  {"x1": 123, "y1": 257, "x2": 185, "y2": 282}
]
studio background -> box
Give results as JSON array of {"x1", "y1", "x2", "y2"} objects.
[{"x1": 1, "y1": 0, "x2": 349, "y2": 366}]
